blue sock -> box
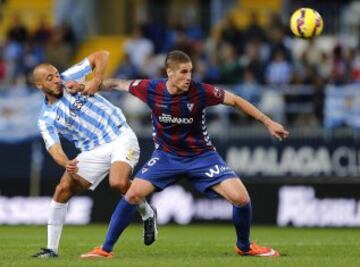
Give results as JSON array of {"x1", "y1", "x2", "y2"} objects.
[
  {"x1": 233, "y1": 202, "x2": 252, "y2": 251},
  {"x1": 102, "y1": 198, "x2": 137, "y2": 252}
]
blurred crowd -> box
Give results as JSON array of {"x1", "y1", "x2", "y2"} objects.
[
  {"x1": 116, "y1": 12, "x2": 360, "y2": 85},
  {"x1": 115, "y1": 12, "x2": 360, "y2": 125},
  {"x1": 1, "y1": 5, "x2": 360, "y2": 126},
  {"x1": 0, "y1": 14, "x2": 77, "y2": 90}
]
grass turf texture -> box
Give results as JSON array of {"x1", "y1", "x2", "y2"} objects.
[{"x1": 0, "y1": 224, "x2": 359, "y2": 267}]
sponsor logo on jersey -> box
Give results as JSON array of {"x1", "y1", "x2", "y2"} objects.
[
  {"x1": 158, "y1": 113, "x2": 194, "y2": 124},
  {"x1": 214, "y1": 87, "x2": 222, "y2": 98},
  {"x1": 187, "y1": 103, "x2": 194, "y2": 111},
  {"x1": 70, "y1": 95, "x2": 88, "y2": 117},
  {"x1": 205, "y1": 164, "x2": 232, "y2": 177}
]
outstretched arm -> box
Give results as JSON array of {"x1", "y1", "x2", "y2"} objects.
[
  {"x1": 66, "y1": 78, "x2": 132, "y2": 95},
  {"x1": 99, "y1": 78, "x2": 132, "y2": 92},
  {"x1": 223, "y1": 90, "x2": 289, "y2": 140}
]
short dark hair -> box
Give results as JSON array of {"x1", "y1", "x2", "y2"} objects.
[{"x1": 165, "y1": 50, "x2": 191, "y2": 69}]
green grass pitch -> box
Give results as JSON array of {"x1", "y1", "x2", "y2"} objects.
[{"x1": 0, "y1": 224, "x2": 359, "y2": 267}]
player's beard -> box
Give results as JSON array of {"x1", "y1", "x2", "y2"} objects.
[
  {"x1": 46, "y1": 86, "x2": 63, "y2": 99},
  {"x1": 55, "y1": 90, "x2": 63, "y2": 98}
]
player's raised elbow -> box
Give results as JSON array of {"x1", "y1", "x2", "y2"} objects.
[
  {"x1": 95, "y1": 50, "x2": 110, "y2": 61},
  {"x1": 99, "y1": 50, "x2": 110, "y2": 57},
  {"x1": 88, "y1": 50, "x2": 110, "y2": 64}
]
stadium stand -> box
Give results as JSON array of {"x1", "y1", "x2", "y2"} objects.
[{"x1": 0, "y1": 0, "x2": 359, "y2": 129}]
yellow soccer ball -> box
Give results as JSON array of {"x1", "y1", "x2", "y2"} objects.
[{"x1": 290, "y1": 8, "x2": 324, "y2": 38}]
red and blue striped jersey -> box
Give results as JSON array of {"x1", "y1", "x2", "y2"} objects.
[{"x1": 129, "y1": 79, "x2": 225, "y2": 156}]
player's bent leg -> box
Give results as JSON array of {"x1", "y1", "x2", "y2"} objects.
[
  {"x1": 53, "y1": 172, "x2": 91, "y2": 202},
  {"x1": 212, "y1": 178, "x2": 251, "y2": 252},
  {"x1": 82, "y1": 178, "x2": 157, "y2": 258},
  {"x1": 109, "y1": 161, "x2": 132, "y2": 194},
  {"x1": 33, "y1": 172, "x2": 91, "y2": 258},
  {"x1": 212, "y1": 178, "x2": 279, "y2": 257},
  {"x1": 125, "y1": 178, "x2": 156, "y2": 204},
  {"x1": 212, "y1": 178, "x2": 250, "y2": 206},
  {"x1": 110, "y1": 161, "x2": 156, "y2": 222},
  {"x1": 109, "y1": 163, "x2": 157, "y2": 245},
  {"x1": 124, "y1": 178, "x2": 159, "y2": 246}
]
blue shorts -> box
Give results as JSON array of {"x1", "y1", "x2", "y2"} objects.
[{"x1": 135, "y1": 150, "x2": 238, "y2": 198}]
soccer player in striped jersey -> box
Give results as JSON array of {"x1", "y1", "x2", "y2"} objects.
[
  {"x1": 31, "y1": 50, "x2": 157, "y2": 258},
  {"x1": 80, "y1": 50, "x2": 288, "y2": 258}
]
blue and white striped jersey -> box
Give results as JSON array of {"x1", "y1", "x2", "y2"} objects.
[{"x1": 38, "y1": 58, "x2": 127, "y2": 151}]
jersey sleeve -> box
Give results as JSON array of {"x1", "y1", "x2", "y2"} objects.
[
  {"x1": 61, "y1": 58, "x2": 92, "y2": 82},
  {"x1": 202, "y1": 83, "x2": 225, "y2": 106},
  {"x1": 38, "y1": 118, "x2": 60, "y2": 150},
  {"x1": 128, "y1": 79, "x2": 150, "y2": 103}
]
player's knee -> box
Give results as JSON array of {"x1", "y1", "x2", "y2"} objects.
[
  {"x1": 55, "y1": 183, "x2": 70, "y2": 195},
  {"x1": 125, "y1": 190, "x2": 143, "y2": 205},
  {"x1": 230, "y1": 193, "x2": 250, "y2": 206},
  {"x1": 110, "y1": 180, "x2": 129, "y2": 194},
  {"x1": 54, "y1": 183, "x2": 73, "y2": 202}
]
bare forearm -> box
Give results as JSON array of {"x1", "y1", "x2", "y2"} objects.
[
  {"x1": 235, "y1": 97, "x2": 270, "y2": 124},
  {"x1": 88, "y1": 50, "x2": 109, "y2": 82},
  {"x1": 100, "y1": 78, "x2": 132, "y2": 92},
  {"x1": 223, "y1": 91, "x2": 288, "y2": 140},
  {"x1": 48, "y1": 144, "x2": 69, "y2": 168}
]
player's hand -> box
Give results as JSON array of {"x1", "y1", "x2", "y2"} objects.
[
  {"x1": 81, "y1": 78, "x2": 101, "y2": 96},
  {"x1": 65, "y1": 159, "x2": 79, "y2": 174},
  {"x1": 264, "y1": 119, "x2": 289, "y2": 141},
  {"x1": 65, "y1": 81, "x2": 84, "y2": 94}
]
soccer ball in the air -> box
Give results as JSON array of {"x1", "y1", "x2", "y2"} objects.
[{"x1": 290, "y1": 8, "x2": 323, "y2": 38}]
